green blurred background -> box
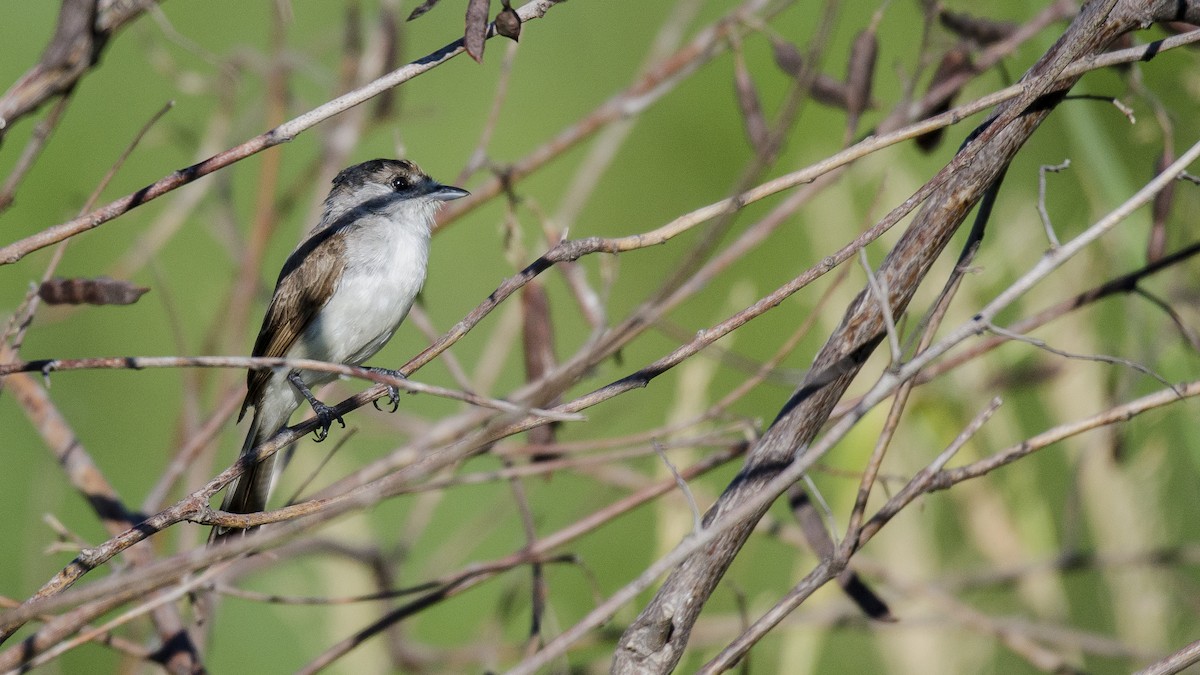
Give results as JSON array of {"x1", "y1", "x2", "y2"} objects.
[{"x1": 3, "y1": 0, "x2": 1200, "y2": 672}]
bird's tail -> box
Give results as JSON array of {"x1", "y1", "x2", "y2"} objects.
[{"x1": 210, "y1": 411, "x2": 281, "y2": 543}]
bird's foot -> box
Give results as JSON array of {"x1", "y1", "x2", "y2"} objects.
[
  {"x1": 368, "y1": 367, "x2": 407, "y2": 413},
  {"x1": 309, "y1": 400, "x2": 345, "y2": 442},
  {"x1": 288, "y1": 371, "x2": 345, "y2": 442}
]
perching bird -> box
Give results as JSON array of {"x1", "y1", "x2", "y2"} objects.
[{"x1": 213, "y1": 159, "x2": 468, "y2": 540}]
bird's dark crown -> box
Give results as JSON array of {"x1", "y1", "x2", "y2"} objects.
[{"x1": 330, "y1": 158, "x2": 430, "y2": 196}]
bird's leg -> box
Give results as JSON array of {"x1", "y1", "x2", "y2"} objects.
[
  {"x1": 287, "y1": 371, "x2": 344, "y2": 442},
  {"x1": 366, "y1": 367, "x2": 407, "y2": 413}
]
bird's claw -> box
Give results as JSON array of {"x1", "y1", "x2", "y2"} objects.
[
  {"x1": 369, "y1": 367, "x2": 405, "y2": 413},
  {"x1": 372, "y1": 390, "x2": 400, "y2": 413},
  {"x1": 311, "y1": 401, "x2": 345, "y2": 442}
]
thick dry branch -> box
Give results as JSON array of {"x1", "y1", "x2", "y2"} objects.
[
  {"x1": 611, "y1": 2, "x2": 1200, "y2": 671},
  {"x1": 699, "y1": 399, "x2": 1003, "y2": 673}
]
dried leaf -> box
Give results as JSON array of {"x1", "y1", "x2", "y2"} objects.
[
  {"x1": 938, "y1": 9, "x2": 1017, "y2": 46},
  {"x1": 810, "y1": 75, "x2": 854, "y2": 110},
  {"x1": 845, "y1": 29, "x2": 878, "y2": 132},
  {"x1": 373, "y1": 4, "x2": 400, "y2": 120},
  {"x1": 495, "y1": 0, "x2": 521, "y2": 41},
  {"x1": 464, "y1": 0, "x2": 490, "y2": 62},
  {"x1": 337, "y1": 4, "x2": 363, "y2": 92},
  {"x1": 768, "y1": 37, "x2": 856, "y2": 111},
  {"x1": 1148, "y1": 150, "x2": 1175, "y2": 263},
  {"x1": 838, "y1": 572, "x2": 894, "y2": 622},
  {"x1": 522, "y1": 280, "x2": 556, "y2": 382},
  {"x1": 521, "y1": 281, "x2": 560, "y2": 459},
  {"x1": 38, "y1": 277, "x2": 150, "y2": 306},
  {"x1": 787, "y1": 486, "x2": 894, "y2": 622},
  {"x1": 915, "y1": 46, "x2": 973, "y2": 153},
  {"x1": 406, "y1": 0, "x2": 442, "y2": 22},
  {"x1": 985, "y1": 359, "x2": 1060, "y2": 391},
  {"x1": 769, "y1": 37, "x2": 804, "y2": 78},
  {"x1": 732, "y1": 45, "x2": 768, "y2": 156}
]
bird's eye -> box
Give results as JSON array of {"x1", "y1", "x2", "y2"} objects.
[{"x1": 390, "y1": 176, "x2": 411, "y2": 191}]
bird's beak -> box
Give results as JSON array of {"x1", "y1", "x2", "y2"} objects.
[{"x1": 427, "y1": 183, "x2": 470, "y2": 201}]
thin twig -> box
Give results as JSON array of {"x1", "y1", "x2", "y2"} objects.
[
  {"x1": 1037, "y1": 159, "x2": 1070, "y2": 248},
  {"x1": 858, "y1": 248, "x2": 901, "y2": 363},
  {"x1": 0, "y1": 355, "x2": 584, "y2": 422},
  {"x1": 652, "y1": 442, "x2": 703, "y2": 535}
]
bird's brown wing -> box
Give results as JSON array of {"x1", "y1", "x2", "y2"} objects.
[{"x1": 241, "y1": 229, "x2": 348, "y2": 419}]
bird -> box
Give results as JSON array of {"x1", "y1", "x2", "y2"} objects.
[{"x1": 212, "y1": 158, "x2": 469, "y2": 541}]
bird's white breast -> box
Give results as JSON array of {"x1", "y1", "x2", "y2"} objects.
[{"x1": 290, "y1": 208, "x2": 432, "y2": 380}]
